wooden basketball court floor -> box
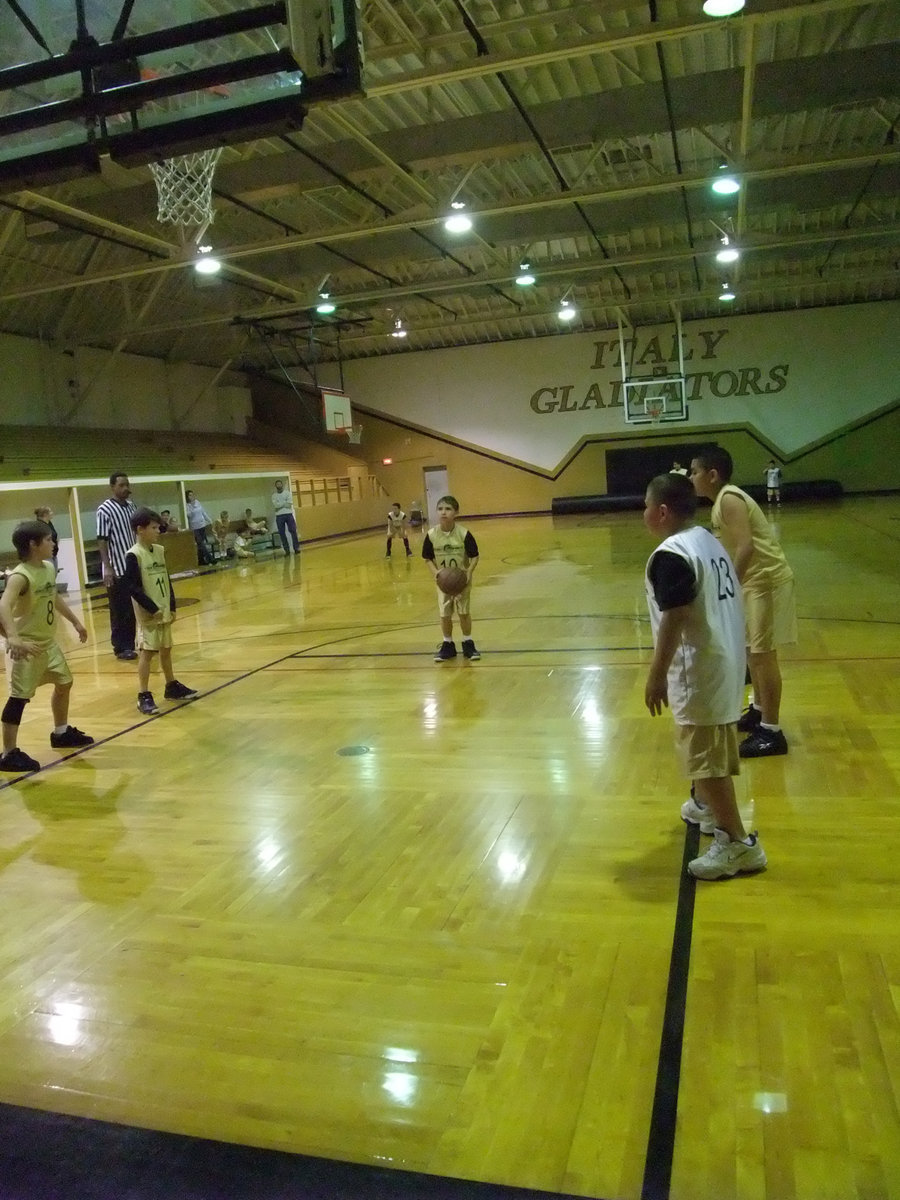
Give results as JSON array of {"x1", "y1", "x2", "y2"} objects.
[{"x1": 0, "y1": 495, "x2": 898, "y2": 1200}]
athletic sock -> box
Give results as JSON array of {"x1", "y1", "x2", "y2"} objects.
[
  {"x1": 760, "y1": 722, "x2": 781, "y2": 732},
  {"x1": 53, "y1": 724, "x2": 67, "y2": 735}
]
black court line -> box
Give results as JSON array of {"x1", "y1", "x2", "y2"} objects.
[
  {"x1": 640, "y1": 822, "x2": 701, "y2": 1200},
  {"x1": 291, "y1": 645, "x2": 648, "y2": 659}
]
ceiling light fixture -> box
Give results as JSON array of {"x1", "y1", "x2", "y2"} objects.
[
  {"x1": 557, "y1": 298, "x2": 577, "y2": 321},
  {"x1": 702, "y1": 0, "x2": 745, "y2": 16},
  {"x1": 515, "y1": 262, "x2": 536, "y2": 286},
  {"x1": 315, "y1": 292, "x2": 336, "y2": 314},
  {"x1": 711, "y1": 165, "x2": 741, "y2": 195},
  {"x1": 444, "y1": 204, "x2": 473, "y2": 233},
  {"x1": 194, "y1": 245, "x2": 221, "y2": 274},
  {"x1": 716, "y1": 235, "x2": 741, "y2": 263},
  {"x1": 719, "y1": 282, "x2": 736, "y2": 302},
  {"x1": 391, "y1": 317, "x2": 407, "y2": 339}
]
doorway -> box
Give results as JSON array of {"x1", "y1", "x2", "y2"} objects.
[{"x1": 422, "y1": 466, "x2": 449, "y2": 525}]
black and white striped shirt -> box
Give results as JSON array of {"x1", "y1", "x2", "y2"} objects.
[{"x1": 96, "y1": 497, "x2": 137, "y2": 577}]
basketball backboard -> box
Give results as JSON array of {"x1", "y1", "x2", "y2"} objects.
[
  {"x1": 623, "y1": 376, "x2": 689, "y2": 425},
  {"x1": 0, "y1": 0, "x2": 364, "y2": 189},
  {"x1": 321, "y1": 387, "x2": 351, "y2": 433}
]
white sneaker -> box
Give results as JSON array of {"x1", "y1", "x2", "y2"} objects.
[
  {"x1": 681, "y1": 795, "x2": 715, "y2": 834},
  {"x1": 688, "y1": 829, "x2": 767, "y2": 880}
]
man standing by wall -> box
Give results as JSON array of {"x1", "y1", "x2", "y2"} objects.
[
  {"x1": 96, "y1": 471, "x2": 138, "y2": 660},
  {"x1": 271, "y1": 479, "x2": 300, "y2": 556}
]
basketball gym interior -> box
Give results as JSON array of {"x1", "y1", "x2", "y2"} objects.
[{"x1": 0, "y1": 1, "x2": 898, "y2": 1198}]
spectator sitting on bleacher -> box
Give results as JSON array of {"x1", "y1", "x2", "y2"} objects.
[
  {"x1": 159, "y1": 509, "x2": 180, "y2": 533},
  {"x1": 243, "y1": 508, "x2": 268, "y2": 536},
  {"x1": 233, "y1": 525, "x2": 255, "y2": 559}
]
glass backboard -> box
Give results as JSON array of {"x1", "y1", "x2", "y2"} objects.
[{"x1": 0, "y1": 0, "x2": 363, "y2": 187}]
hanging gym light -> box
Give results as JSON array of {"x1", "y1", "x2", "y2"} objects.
[
  {"x1": 711, "y1": 165, "x2": 741, "y2": 195},
  {"x1": 194, "y1": 245, "x2": 221, "y2": 274},
  {"x1": 716, "y1": 236, "x2": 741, "y2": 264},
  {"x1": 702, "y1": 0, "x2": 745, "y2": 16},
  {"x1": 515, "y1": 262, "x2": 536, "y2": 286},
  {"x1": 444, "y1": 202, "x2": 473, "y2": 234}
]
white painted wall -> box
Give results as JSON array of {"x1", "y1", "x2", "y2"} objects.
[
  {"x1": 2, "y1": 300, "x2": 896, "y2": 473},
  {"x1": 339, "y1": 301, "x2": 900, "y2": 471},
  {"x1": 0, "y1": 332, "x2": 251, "y2": 433}
]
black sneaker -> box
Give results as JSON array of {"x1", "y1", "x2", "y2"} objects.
[
  {"x1": 739, "y1": 727, "x2": 788, "y2": 758},
  {"x1": 0, "y1": 747, "x2": 40, "y2": 773},
  {"x1": 737, "y1": 703, "x2": 762, "y2": 732},
  {"x1": 164, "y1": 680, "x2": 198, "y2": 701},
  {"x1": 434, "y1": 641, "x2": 457, "y2": 662},
  {"x1": 50, "y1": 726, "x2": 94, "y2": 749},
  {"x1": 461, "y1": 639, "x2": 481, "y2": 660},
  {"x1": 137, "y1": 692, "x2": 159, "y2": 715},
  {"x1": 115, "y1": 650, "x2": 138, "y2": 661}
]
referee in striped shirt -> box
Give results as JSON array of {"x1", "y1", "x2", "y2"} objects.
[{"x1": 96, "y1": 471, "x2": 138, "y2": 659}]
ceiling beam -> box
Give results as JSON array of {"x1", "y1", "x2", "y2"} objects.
[
  {"x1": 325, "y1": 269, "x2": 900, "y2": 347},
  {"x1": 736, "y1": 21, "x2": 758, "y2": 237},
  {"x1": 3, "y1": 145, "x2": 896, "y2": 307},
  {"x1": 363, "y1": 0, "x2": 892, "y2": 99},
  {"x1": 119, "y1": 222, "x2": 900, "y2": 339}
]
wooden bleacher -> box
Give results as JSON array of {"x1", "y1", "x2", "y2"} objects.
[{"x1": 0, "y1": 426, "x2": 330, "y2": 483}]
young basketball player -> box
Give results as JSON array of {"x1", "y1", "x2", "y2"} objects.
[
  {"x1": 643, "y1": 473, "x2": 767, "y2": 880},
  {"x1": 0, "y1": 521, "x2": 93, "y2": 773},
  {"x1": 385, "y1": 502, "x2": 412, "y2": 558},
  {"x1": 765, "y1": 460, "x2": 783, "y2": 505},
  {"x1": 690, "y1": 446, "x2": 796, "y2": 757},
  {"x1": 124, "y1": 508, "x2": 198, "y2": 716},
  {"x1": 422, "y1": 495, "x2": 480, "y2": 661}
]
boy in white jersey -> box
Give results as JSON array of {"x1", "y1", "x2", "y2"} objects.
[
  {"x1": 385, "y1": 503, "x2": 412, "y2": 558},
  {"x1": 124, "y1": 509, "x2": 198, "y2": 716},
  {"x1": 764, "y1": 460, "x2": 782, "y2": 505},
  {"x1": 643, "y1": 473, "x2": 767, "y2": 880},
  {"x1": 422, "y1": 495, "x2": 480, "y2": 661},
  {"x1": 690, "y1": 446, "x2": 796, "y2": 757},
  {"x1": 0, "y1": 521, "x2": 93, "y2": 773}
]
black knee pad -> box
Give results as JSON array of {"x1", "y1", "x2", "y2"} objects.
[{"x1": 2, "y1": 696, "x2": 29, "y2": 725}]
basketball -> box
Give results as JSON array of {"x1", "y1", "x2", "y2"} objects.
[{"x1": 436, "y1": 566, "x2": 468, "y2": 596}]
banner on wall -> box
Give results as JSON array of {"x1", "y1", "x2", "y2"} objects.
[{"x1": 341, "y1": 301, "x2": 900, "y2": 472}]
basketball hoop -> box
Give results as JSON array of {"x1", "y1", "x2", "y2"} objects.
[
  {"x1": 647, "y1": 401, "x2": 664, "y2": 425},
  {"x1": 148, "y1": 148, "x2": 223, "y2": 236},
  {"x1": 344, "y1": 424, "x2": 363, "y2": 445}
]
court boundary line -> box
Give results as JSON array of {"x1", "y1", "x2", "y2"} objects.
[{"x1": 640, "y1": 823, "x2": 700, "y2": 1200}]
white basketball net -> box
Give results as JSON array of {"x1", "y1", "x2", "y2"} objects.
[{"x1": 148, "y1": 148, "x2": 223, "y2": 228}]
